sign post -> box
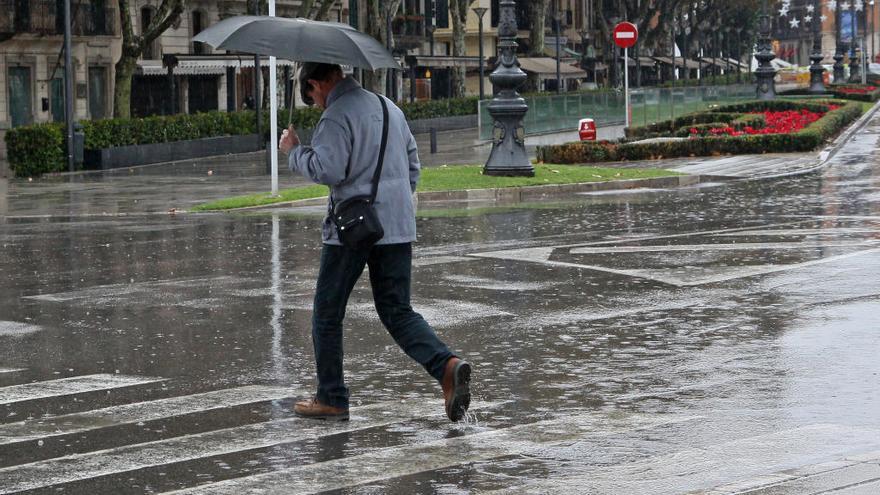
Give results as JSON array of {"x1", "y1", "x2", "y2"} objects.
[{"x1": 613, "y1": 22, "x2": 638, "y2": 128}]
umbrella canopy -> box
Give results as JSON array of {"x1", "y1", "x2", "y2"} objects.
[{"x1": 193, "y1": 16, "x2": 399, "y2": 71}]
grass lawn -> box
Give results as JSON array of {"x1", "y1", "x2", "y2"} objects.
[{"x1": 191, "y1": 163, "x2": 682, "y2": 211}]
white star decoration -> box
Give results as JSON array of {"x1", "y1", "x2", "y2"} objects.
[
  {"x1": 805, "y1": 14, "x2": 813, "y2": 23},
  {"x1": 779, "y1": 6, "x2": 790, "y2": 16},
  {"x1": 806, "y1": 4, "x2": 815, "y2": 12},
  {"x1": 840, "y1": 1, "x2": 851, "y2": 10},
  {"x1": 855, "y1": 0, "x2": 864, "y2": 10},
  {"x1": 828, "y1": 0, "x2": 838, "y2": 11},
  {"x1": 789, "y1": 17, "x2": 801, "y2": 28},
  {"x1": 820, "y1": 14, "x2": 828, "y2": 22}
]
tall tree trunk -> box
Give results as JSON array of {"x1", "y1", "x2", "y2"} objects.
[
  {"x1": 113, "y1": 53, "x2": 138, "y2": 118},
  {"x1": 449, "y1": 0, "x2": 472, "y2": 98},
  {"x1": 363, "y1": 0, "x2": 401, "y2": 95},
  {"x1": 525, "y1": 0, "x2": 547, "y2": 92}
]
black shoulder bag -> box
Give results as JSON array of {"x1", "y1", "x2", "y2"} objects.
[{"x1": 331, "y1": 94, "x2": 389, "y2": 249}]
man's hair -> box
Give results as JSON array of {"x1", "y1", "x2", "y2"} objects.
[{"x1": 299, "y1": 62, "x2": 343, "y2": 105}]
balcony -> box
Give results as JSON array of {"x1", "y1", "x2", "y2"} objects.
[
  {"x1": 392, "y1": 15, "x2": 425, "y2": 50},
  {"x1": 0, "y1": 0, "x2": 118, "y2": 39}
]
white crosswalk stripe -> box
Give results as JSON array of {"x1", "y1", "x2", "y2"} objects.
[
  {"x1": 0, "y1": 374, "x2": 164, "y2": 405},
  {"x1": 168, "y1": 414, "x2": 702, "y2": 495},
  {"x1": 0, "y1": 385, "x2": 295, "y2": 446},
  {"x1": 0, "y1": 399, "x2": 503, "y2": 493}
]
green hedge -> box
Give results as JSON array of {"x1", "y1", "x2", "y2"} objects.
[
  {"x1": 6, "y1": 95, "x2": 484, "y2": 178},
  {"x1": 5, "y1": 123, "x2": 66, "y2": 177},
  {"x1": 537, "y1": 100, "x2": 862, "y2": 164},
  {"x1": 830, "y1": 85, "x2": 880, "y2": 102},
  {"x1": 399, "y1": 96, "x2": 479, "y2": 120}
]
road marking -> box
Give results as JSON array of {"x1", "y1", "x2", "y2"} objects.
[
  {"x1": 472, "y1": 242, "x2": 880, "y2": 287},
  {"x1": 0, "y1": 374, "x2": 163, "y2": 406},
  {"x1": 168, "y1": 413, "x2": 702, "y2": 495},
  {"x1": 0, "y1": 369, "x2": 24, "y2": 375},
  {"x1": 0, "y1": 385, "x2": 295, "y2": 446},
  {"x1": 0, "y1": 400, "x2": 504, "y2": 494},
  {"x1": 481, "y1": 424, "x2": 880, "y2": 494},
  {"x1": 715, "y1": 228, "x2": 880, "y2": 237},
  {"x1": 569, "y1": 241, "x2": 878, "y2": 254},
  {"x1": 0, "y1": 321, "x2": 41, "y2": 337}
]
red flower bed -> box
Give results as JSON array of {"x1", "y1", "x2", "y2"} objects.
[
  {"x1": 836, "y1": 86, "x2": 878, "y2": 95},
  {"x1": 689, "y1": 106, "x2": 839, "y2": 137}
]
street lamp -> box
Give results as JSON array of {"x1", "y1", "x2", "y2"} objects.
[
  {"x1": 609, "y1": 15, "x2": 620, "y2": 88},
  {"x1": 871, "y1": 0, "x2": 876, "y2": 63},
  {"x1": 472, "y1": 6, "x2": 488, "y2": 100},
  {"x1": 755, "y1": 0, "x2": 777, "y2": 99},
  {"x1": 483, "y1": 0, "x2": 533, "y2": 177},
  {"x1": 809, "y1": 0, "x2": 826, "y2": 93},
  {"x1": 553, "y1": 2, "x2": 562, "y2": 93},
  {"x1": 834, "y1": 0, "x2": 846, "y2": 82},
  {"x1": 850, "y1": 0, "x2": 862, "y2": 82}
]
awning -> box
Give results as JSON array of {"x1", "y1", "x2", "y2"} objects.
[
  {"x1": 414, "y1": 55, "x2": 482, "y2": 68},
  {"x1": 517, "y1": 57, "x2": 587, "y2": 78},
  {"x1": 698, "y1": 57, "x2": 732, "y2": 68},
  {"x1": 137, "y1": 56, "x2": 299, "y2": 76},
  {"x1": 652, "y1": 57, "x2": 702, "y2": 69},
  {"x1": 625, "y1": 56, "x2": 659, "y2": 67},
  {"x1": 543, "y1": 46, "x2": 581, "y2": 59}
]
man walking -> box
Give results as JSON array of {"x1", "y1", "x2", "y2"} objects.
[{"x1": 278, "y1": 63, "x2": 471, "y2": 422}]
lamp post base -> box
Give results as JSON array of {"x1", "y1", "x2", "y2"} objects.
[{"x1": 483, "y1": 104, "x2": 534, "y2": 177}]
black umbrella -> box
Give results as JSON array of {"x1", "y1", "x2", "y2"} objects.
[{"x1": 193, "y1": 16, "x2": 399, "y2": 71}]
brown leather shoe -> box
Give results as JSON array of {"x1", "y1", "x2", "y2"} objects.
[
  {"x1": 293, "y1": 397, "x2": 349, "y2": 421},
  {"x1": 441, "y1": 357, "x2": 472, "y2": 422}
]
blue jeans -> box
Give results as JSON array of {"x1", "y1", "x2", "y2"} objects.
[{"x1": 311, "y1": 242, "x2": 455, "y2": 409}]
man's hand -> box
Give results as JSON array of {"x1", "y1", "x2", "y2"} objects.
[{"x1": 279, "y1": 124, "x2": 300, "y2": 154}]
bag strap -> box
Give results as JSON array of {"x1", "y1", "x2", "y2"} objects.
[{"x1": 369, "y1": 94, "x2": 390, "y2": 203}]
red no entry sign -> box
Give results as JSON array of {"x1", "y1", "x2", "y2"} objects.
[{"x1": 613, "y1": 22, "x2": 638, "y2": 49}]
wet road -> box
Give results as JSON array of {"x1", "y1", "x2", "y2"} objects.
[{"x1": 1, "y1": 116, "x2": 880, "y2": 494}]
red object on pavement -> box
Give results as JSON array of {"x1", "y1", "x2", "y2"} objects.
[
  {"x1": 613, "y1": 22, "x2": 638, "y2": 49},
  {"x1": 579, "y1": 118, "x2": 597, "y2": 141}
]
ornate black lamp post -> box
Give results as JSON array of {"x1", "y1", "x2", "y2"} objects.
[
  {"x1": 472, "y1": 7, "x2": 488, "y2": 100},
  {"x1": 810, "y1": 0, "x2": 827, "y2": 92},
  {"x1": 483, "y1": 0, "x2": 533, "y2": 177},
  {"x1": 850, "y1": 1, "x2": 863, "y2": 81},
  {"x1": 834, "y1": 2, "x2": 846, "y2": 82},
  {"x1": 755, "y1": 0, "x2": 777, "y2": 99},
  {"x1": 849, "y1": 2, "x2": 862, "y2": 83}
]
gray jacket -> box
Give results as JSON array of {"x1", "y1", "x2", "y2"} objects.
[{"x1": 288, "y1": 77, "x2": 419, "y2": 246}]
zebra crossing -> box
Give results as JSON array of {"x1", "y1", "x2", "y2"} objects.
[{"x1": 0, "y1": 368, "x2": 709, "y2": 494}]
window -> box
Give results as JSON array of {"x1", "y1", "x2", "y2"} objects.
[
  {"x1": 50, "y1": 68, "x2": 65, "y2": 122},
  {"x1": 8, "y1": 66, "x2": 33, "y2": 127},
  {"x1": 192, "y1": 10, "x2": 207, "y2": 54},
  {"x1": 88, "y1": 66, "x2": 108, "y2": 120},
  {"x1": 435, "y1": 0, "x2": 448, "y2": 28},
  {"x1": 141, "y1": 7, "x2": 159, "y2": 59},
  {"x1": 13, "y1": 0, "x2": 30, "y2": 32}
]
